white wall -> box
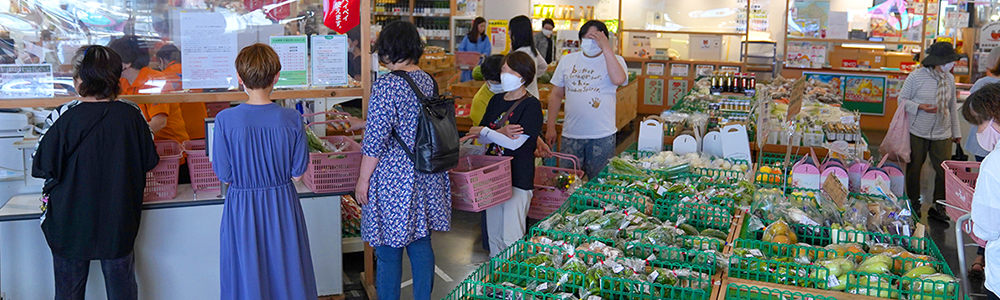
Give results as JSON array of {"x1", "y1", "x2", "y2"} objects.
[{"x1": 483, "y1": 0, "x2": 532, "y2": 20}]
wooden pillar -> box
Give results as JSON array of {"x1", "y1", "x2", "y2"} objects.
[{"x1": 362, "y1": 0, "x2": 373, "y2": 117}]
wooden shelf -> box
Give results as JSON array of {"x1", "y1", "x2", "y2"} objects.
[
  {"x1": 412, "y1": 12, "x2": 450, "y2": 17},
  {"x1": 372, "y1": 11, "x2": 409, "y2": 16},
  {"x1": 620, "y1": 29, "x2": 746, "y2": 36},
  {"x1": 0, "y1": 88, "x2": 364, "y2": 109},
  {"x1": 786, "y1": 37, "x2": 922, "y2": 46}
]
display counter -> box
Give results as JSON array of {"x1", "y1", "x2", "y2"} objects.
[{"x1": 0, "y1": 182, "x2": 346, "y2": 300}]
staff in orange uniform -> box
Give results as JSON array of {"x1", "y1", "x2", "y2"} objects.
[{"x1": 156, "y1": 44, "x2": 208, "y2": 141}]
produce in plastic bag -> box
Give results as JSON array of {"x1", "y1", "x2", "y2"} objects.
[
  {"x1": 901, "y1": 265, "x2": 937, "y2": 289},
  {"x1": 572, "y1": 209, "x2": 604, "y2": 227},
  {"x1": 587, "y1": 212, "x2": 627, "y2": 231},
  {"x1": 856, "y1": 254, "x2": 892, "y2": 274},
  {"x1": 482, "y1": 282, "x2": 527, "y2": 300},
  {"x1": 762, "y1": 220, "x2": 798, "y2": 246},
  {"x1": 824, "y1": 243, "x2": 866, "y2": 261},
  {"x1": 909, "y1": 273, "x2": 957, "y2": 299},
  {"x1": 538, "y1": 213, "x2": 566, "y2": 231},
  {"x1": 847, "y1": 275, "x2": 898, "y2": 299}
]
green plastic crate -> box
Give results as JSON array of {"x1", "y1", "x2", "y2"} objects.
[
  {"x1": 724, "y1": 283, "x2": 839, "y2": 300},
  {"x1": 343, "y1": 218, "x2": 361, "y2": 238},
  {"x1": 442, "y1": 260, "x2": 578, "y2": 300},
  {"x1": 728, "y1": 255, "x2": 833, "y2": 290}
]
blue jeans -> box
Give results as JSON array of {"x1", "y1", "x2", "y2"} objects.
[
  {"x1": 53, "y1": 252, "x2": 137, "y2": 300},
  {"x1": 559, "y1": 135, "x2": 616, "y2": 180},
  {"x1": 375, "y1": 235, "x2": 435, "y2": 300}
]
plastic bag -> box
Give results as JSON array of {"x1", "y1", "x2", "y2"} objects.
[
  {"x1": 879, "y1": 101, "x2": 911, "y2": 163},
  {"x1": 459, "y1": 138, "x2": 486, "y2": 157}
]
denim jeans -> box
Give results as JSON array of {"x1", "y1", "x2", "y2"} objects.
[
  {"x1": 559, "y1": 135, "x2": 616, "y2": 180},
  {"x1": 375, "y1": 235, "x2": 435, "y2": 300},
  {"x1": 53, "y1": 252, "x2": 137, "y2": 300}
]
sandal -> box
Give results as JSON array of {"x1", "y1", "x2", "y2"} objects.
[{"x1": 970, "y1": 262, "x2": 985, "y2": 280}]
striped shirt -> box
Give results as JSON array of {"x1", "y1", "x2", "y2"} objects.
[{"x1": 898, "y1": 67, "x2": 961, "y2": 140}]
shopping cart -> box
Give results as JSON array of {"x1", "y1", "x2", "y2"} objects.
[{"x1": 939, "y1": 160, "x2": 985, "y2": 300}]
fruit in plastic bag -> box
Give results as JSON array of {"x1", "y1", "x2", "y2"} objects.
[
  {"x1": 699, "y1": 228, "x2": 728, "y2": 240},
  {"x1": 763, "y1": 220, "x2": 797, "y2": 245},
  {"x1": 848, "y1": 275, "x2": 898, "y2": 299},
  {"x1": 902, "y1": 265, "x2": 937, "y2": 289},
  {"x1": 572, "y1": 209, "x2": 604, "y2": 227},
  {"x1": 857, "y1": 255, "x2": 892, "y2": 274},
  {"x1": 824, "y1": 243, "x2": 866, "y2": 262},
  {"x1": 910, "y1": 273, "x2": 957, "y2": 297}
]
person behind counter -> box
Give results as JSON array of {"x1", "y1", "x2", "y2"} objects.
[
  {"x1": 545, "y1": 20, "x2": 628, "y2": 180},
  {"x1": 899, "y1": 41, "x2": 962, "y2": 222},
  {"x1": 354, "y1": 20, "x2": 450, "y2": 300},
  {"x1": 534, "y1": 18, "x2": 556, "y2": 64},
  {"x1": 458, "y1": 17, "x2": 491, "y2": 82},
  {"x1": 963, "y1": 83, "x2": 1000, "y2": 300},
  {"x1": 156, "y1": 44, "x2": 208, "y2": 141},
  {"x1": 468, "y1": 51, "x2": 544, "y2": 256},
  {"x1": 212, "y1": 43, "x2": 318, "y2": 300},
  {"x1": 32, "y1": 45, "x2": 159, "y2": 300},
  {"x1": 508, "y1": 15, "x2": 548, "y2": 98},
  {"x1": 108, "y1": 36, "x2": 189, "y2": 145},
  {"x1": 347, "y1": 25, "x2": 363, "y2": 82}
]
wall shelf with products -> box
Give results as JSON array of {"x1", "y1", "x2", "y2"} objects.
[{"x1": 371, "y1": 0, "x2": 462, "y2": 51}]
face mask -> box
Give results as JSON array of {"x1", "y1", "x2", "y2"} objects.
[
  {"x1": 941, "y1": 62, "x2": 956, "y2": 73},
  {"x1": 542, "y1": 29, "x2": 553, "y2": 37},
  {"x1": 581, "y1": 38, "x2": 602, "y2": 57},
  {"x1": 979, "y1": 119, "x2": 1000, "y2": 151},
  {"x1": 500, "y1": 73, "x2": 523, "y2": 92},
  {"x1": 488, "y1": 82, "x2": 504, "y2": 93}
]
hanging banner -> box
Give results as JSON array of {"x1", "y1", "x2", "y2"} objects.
[{"x1": 323, "y1": 0, "x2": 360, "y2": 34}]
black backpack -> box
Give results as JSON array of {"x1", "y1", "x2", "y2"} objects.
[{"x1": 390, "y1": 70, "x2": 460, "y2": 173}]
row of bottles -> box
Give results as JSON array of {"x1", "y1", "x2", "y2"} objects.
[
  {"x1": 414, "y1": 0, "x2": 450, "y2": 14},
  {"x1": 374, "y1": 0, "x2": 408, "y2": 13},
  {"x1": 416, "y1": 18, "x2": 450, "y2": 39},
  {"x1": 710, "y1": 72, "x2": 756, "y2": 94}
]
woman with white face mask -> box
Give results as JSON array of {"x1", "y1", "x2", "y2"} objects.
[
  {"x1": 897, "y1": 41, "x2": 963, "y2": 222},
  {"x1": 534, "y1": 18, "x2": 557, "y2": 64},
  {"x1": 465, "y1": 51, "x2": 545, "y2": 256},
  {"x1": 962, "y1": 82, "x2": 1000, "y2": 300}
]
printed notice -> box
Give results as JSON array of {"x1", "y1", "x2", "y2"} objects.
[
  {"x1": 0, "y1": 64, "x2": 53, "y2": 99},
  {"x1": 311, "y1": 35, "x2": 349, "y2": 87},
  {"x1": 270, "y1": 36, "x2": 309, "y2": 87},
  {"x1": 180, "y1": 11, "x2": 238, "y2": 89}
]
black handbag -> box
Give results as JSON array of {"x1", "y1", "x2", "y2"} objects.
[
  {"x1": 390, "y1": 71, "x2": 460, "y2": 173},
  {"x1": 953, "y1": 143, "x2": 969, "y2": 161}
]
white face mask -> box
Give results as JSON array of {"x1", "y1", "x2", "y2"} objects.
[
  {"x1": 542, "y1": 29, "x2": 553, "y2": 37},
  {"x1": 941, "y1": 62, "x2": 956, "y2": 73},
  {"x1": 581, "y1": 38, "x2": 602, "y2": 57},
  {"x1": 488, "y1": 82, "x2": 504, "y2": 94},
  {"x1": 500, "y1": 73, "x2": 523, "y2": 92},
  {"x1": 979, "y1": 119, "x2": 1000, "y2": 151}
]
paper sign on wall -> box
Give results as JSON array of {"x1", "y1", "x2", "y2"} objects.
[
  {"x1": 670, "y1": 64, "x2": 689, "y2": 77},
  {"x1": 180, "y1": 11, "x2": 238, "y2": 89},
  {"x1": 270, "y1": 36, "x2": 309, "y2": 87},
  {"x1": 666, "y1": 79, "x2": 687, "y2": 106},
  {"x1": 0, "y1": 64, "x2": 53, "y2": 99},
  {"x1": 311, "y1": 35, "x2": 349, "y2": 87},
  {"x1": 643, "y1": 78, "x2": 663, "y2": 105},
  {"x1": 488, "y1": 20, "x2": 510, "y2": 54}
]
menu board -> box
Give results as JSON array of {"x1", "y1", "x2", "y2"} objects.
[
  {"x1": 180, "y1": 11, "x2": 238, "y2": 89},
  {"x1": 0, "y1": 64, "x2": 53, "y2": 99},
  {"x1": 270, "y1": 36, "x2": 309, "y2": 88},
  {"x1": 311, "y1": 35, "x2": 349, "y2": 87}
]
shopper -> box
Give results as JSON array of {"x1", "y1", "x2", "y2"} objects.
[
  {"x1": 156, "y1": 44, "x2": 208, "y2": 141},
  {"x1": 471, "y1": 54, "x2": 505, "y2": 125},
  {"x1": 964, "y1": 45, "x2": 1000, "y2": 280},
  {"x1": 213, "y1": 43, "x2": 318, "y2": 300},
  {"x1": 354, "y1": 20, "x2": 450, "y2": 300},
  {"x1": 899, "y1": 41, "x2": 962, "y2": 222},
  {"x1": 109, "y1": 36, "x2": 189, "y2": 146},
  {"x1": 458, "y1": 17, "x2": 491, "y2": 82},
  {"x1": 534, "y1": 18, "x2": 556, "y2": 64},
  {"x1": 963, "y1": 82, "x2": 1000, "y2": 300},
  {"x1": 545, "y1": 20, "x2": 628, "y2": 179},
  {"x1": 508, "y1": 15, "x2": 549, "y2": 98},
  {"x1": 32, "y1": 45, "x2": 159, "y2": 300},
  {"x1": 467, "y1": 51, "x2": 543, "y2": 256},
  {"x1": 347, "y1": 26, "x2": 363, "y2": 82}
]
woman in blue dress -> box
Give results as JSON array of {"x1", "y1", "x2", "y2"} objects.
[
  {"x1": 458, "y1": 17, "x2": 491, "y2": 82},
  {"x1": 212, "y1": 43, "x2": 317, "y2": 300},
  {"x1": 354, "y1": 20, "x2": 451, "y2": 300}
]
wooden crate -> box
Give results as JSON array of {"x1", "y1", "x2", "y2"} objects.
[
  {"x1": 717, "y1": 277, "x2": 888, "y2": 300},
  {"x1": 616, "y1": 80, "x2": 639, "y2": 130}
]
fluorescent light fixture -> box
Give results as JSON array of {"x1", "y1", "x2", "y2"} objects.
[{"x1": 841, "y1": 43, "x2": 886, "y2": 50}]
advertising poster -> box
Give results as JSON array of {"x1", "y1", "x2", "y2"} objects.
[
  {"x1": 695, "y1": 65, "x2": 714, "y2": 77},
  {"x1": 0, "y1": 64, "x2": 53, "y2": 99},
  {"x1": 488, "y1": 20, "x2": 509, "y2": 54},
  {"x1": 844, "y1": 76, "x2": 885, "y2": 103},
  {"x1": 644, "y1": 78, "x2": 663, "y2": 106},
  {"x1": 803, "y1": 73, "x2": 845, "y2": 98},
  {"x1": 666, "y1": 79, "x2": 688, "y2": 106},
  {"x1": 311, "y1": 35, "x2": 349, "y2": 87},
  {"x1": 270, "y1": 36, "x2": 309, "y2": 87},
  {"x1": 885, "y1": 74, "x2": 906, "y2": 103}
]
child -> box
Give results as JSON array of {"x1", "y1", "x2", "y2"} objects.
[
  {"x1": 467, "y1": 51, "x2": 544, "y2": 256},
  {"x1": 212, "y1": 43, "x2": 317, "y2": 300}
]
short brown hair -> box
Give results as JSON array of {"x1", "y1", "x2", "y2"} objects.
[
  {"x1": 963, "y1": 83, "x2": 1000, "y2": 125},
  {"x1": 235, "y1": 43, "x2": 281, "y2": 90},
  {"x1": 502, "y1": 52, "x2": 536, "y2": 89},
  {"x1": 73, "y1": 45, "x2": 122, "y2": 100}
]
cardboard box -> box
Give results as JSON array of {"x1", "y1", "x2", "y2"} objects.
[
  {"x1": 829, "y1": 47, "x2": 860, "y2": 68},
  {"x1": 857, "y1": 51, "x2": 886, "y2": 69},
  {"x1": 885, "y1": 52, "x2": 917, "y2": 70}
]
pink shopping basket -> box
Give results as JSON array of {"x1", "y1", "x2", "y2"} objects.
[
  {"x1": 303, "y1": 136, "x2": 363, "y2": 193},
  {"x1": 450, "y1": 155, "x2": 513, "y2": 212},
  {"x1": 529, "y1": 153, "x2": 585, "y2": 220},
  {"x1": 455, "y1": 52, "x2": 482, "y2": 70},
  {"x1": 942, "y1": 160, "x2": 986, "y2": 247},
  {"x1": 145, "y1": 141, "x2": 183, "y2": 202},
  {"x1": 182, "y1": 140, "x2": 222, "y2": 193}
]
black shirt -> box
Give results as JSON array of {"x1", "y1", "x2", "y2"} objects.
[
  {"x1": 33, "y1": 101, "x2": 159, "y2": 260},
  {"x1": 348, "y1": 53, "x2": 362, "y2": 81},
  {"x1": 544, "y1": 36, "x2": 554, "y2": 64},
  {"x1": 479, "y1": 93, "x2": 543, "y2": 190}
]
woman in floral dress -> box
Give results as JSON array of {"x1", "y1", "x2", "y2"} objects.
[{"x1": 354, "y1": 20, "x2": 451, "y2": 300}]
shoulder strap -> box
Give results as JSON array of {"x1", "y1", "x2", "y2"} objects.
[
  {"x1": 43, "y1": 102, "x2": 112, "y2": 195},
  {"x1": 493, "y1": 96, "x2": 526, "y2": 128},
  {"x1": 388, "y1": 70, "x2": 425, "y2": 163},
  {"x1": 391, "y1": 70, "x2": 438, "y2": 99}
]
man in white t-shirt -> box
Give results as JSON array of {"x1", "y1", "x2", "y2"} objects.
[{"x1": 545, "y1": 20, "x2": 628, "y2": 179}]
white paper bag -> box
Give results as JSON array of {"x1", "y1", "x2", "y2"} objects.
[
  {"x1": 721, "y1": 124, "x2": 752, "y2": 161},
  {"x1": 637, "y1": 119, "x2": 664, "y2": 152},
  {"x1": 673, "y1": 134, "x2": 699, "y2": 155},
  {"x1": 702, "y1": 131, "x2": 724, "y2": 157}
]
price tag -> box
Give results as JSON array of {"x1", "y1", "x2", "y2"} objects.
[
  {"x1": 749, "y1": 249, "x2": 764, "y2": 257},
  {"x1": 536, "y1": 282, "x2": 548, "y2": 291},
  {"x1": 648, "y1": 270, "x2": 660, "y2": 282},
  {"x1": 841, "y1": 116, "x2": 855, "y2": 124},
  {"x1": 823, "y1": 172, "x2": 848, "y2": 208},
  {"x1": 612, "y1": 263, "x2": 625, "y2": 273}
]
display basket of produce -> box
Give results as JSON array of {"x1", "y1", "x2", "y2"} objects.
[
  {"x1": 450, "y1": 155, "x2": 514, "y2": 212},
  {"x1": 587, "y1": 173, "x2": 754, "y2": 213},
  {"x1": 722, "y1": 283, "x2": 838, "y2": 300},
  {"x1": 615, "y1": 150, "x2": 749, "y2": 180},
  {"x1": 302, "y1": 112, "x2": 364, "y2": 193},
  {"x1": 145, "y1": 141, "x2": 183, "y2": 201},
  {"x1": 529, "y1": 152, "x2": 585, "y2": 220},
  {"x1": 181, "y1": 140, "x2": 221, "y2": 193},
  {"x1": 941, "y1": 160, "x2": 985, "y2": 247},
  {"x1": 442, "y1": 259, "x2": 570, "y2": 300},
  {"x1": 342, "y1": 195, "x2": 362, "y2": 238}
]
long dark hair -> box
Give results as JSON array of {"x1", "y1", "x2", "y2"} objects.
[
  {"x1": 467, "y1": 17, "x2": 487, "y2": 43},
  {"x1": 508, "y1": 15, "x2": 537, "y2": 56}
]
